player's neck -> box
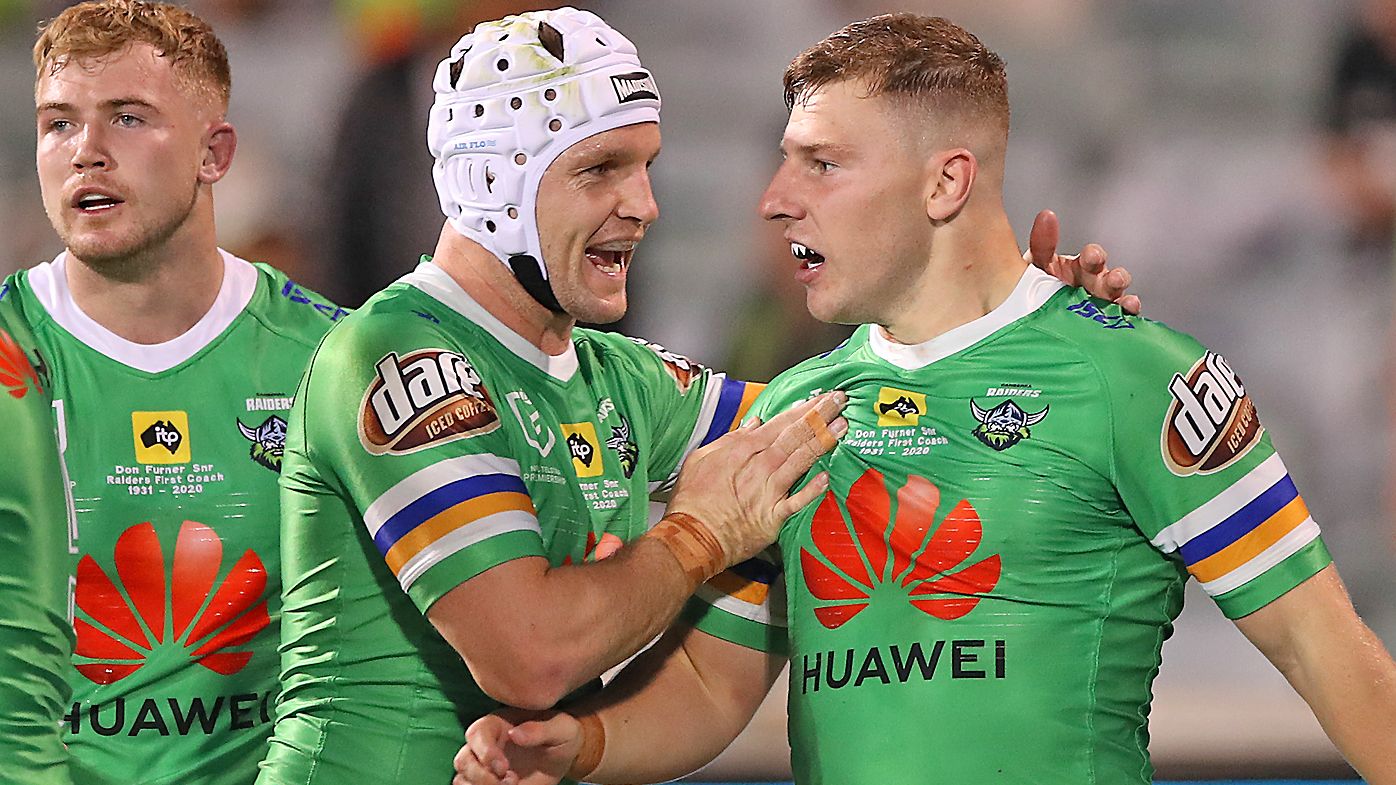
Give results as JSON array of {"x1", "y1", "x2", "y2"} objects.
[
  {"x1": 430, "y1": 224, "x2": 576, "y2": 356},
  {"x1": 64, "y1": 220, "x2": 225, "y2": 346},
  {"x1": 879, "y1": 210, "x2": 1026, "y2": 346}
]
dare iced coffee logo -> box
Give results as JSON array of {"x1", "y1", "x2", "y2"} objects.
[
  {"x1": 360, "y1": 349, "x2": 500, "y2": 455},
  {"x1": 1162, "y1": 352, "x2": 1263, "y2": 476}
]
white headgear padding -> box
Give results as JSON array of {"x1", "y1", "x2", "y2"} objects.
[{"x1": 427, "y1": 8, "x2": 661, "y2": 295}]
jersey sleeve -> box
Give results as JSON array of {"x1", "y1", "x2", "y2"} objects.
[
  {"x1": 617, "y1": 336, "x2": 764, "y2": 494},
  {"x1": 297, "y1": 312, "x2": 545, "y2": 613},
  {"x1": 679, "y1": 388, "x2": 790, "y2": 653},
  {"x1": 0, "y1": 314, "x2": 74, "y2": 780},
  {"x1": 1106, "y1": 323, "x2": 1330, "y2": 619}
]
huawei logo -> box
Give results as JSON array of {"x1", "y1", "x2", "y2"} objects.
[
  {"x1": 0, "y1": 327, "x2": 41, "y2": 398},
  {"x1": 801, "y1": 469, "x2": 1001, "y2": 629},
  {"x1": 562, "y1": 531, "x2": 623, "y2": 565},
  {"x1": 73, "y1": 521, "x2": 270, "y2": 684}
]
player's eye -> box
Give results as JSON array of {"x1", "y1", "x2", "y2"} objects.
[
  {"x1": 45, "y1": 118, "x2": 73, "y2": 133},
  {"x1": 815, "y1": 159, "x2": 837, "y2": 173},
  {"x1": 114, "y1": 113, "x2": 142, "y2": 128}
]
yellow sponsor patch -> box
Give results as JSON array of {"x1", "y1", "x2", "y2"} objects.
[
  {"x1": 876, "y1": 387, "x2": 926, "y2": 427},
  {"x1": 132, "y1": 411, "x2": 191, "y2": 464},
  {"x1": 561, "y1": 422, "x2": 604, "y2": 477}
]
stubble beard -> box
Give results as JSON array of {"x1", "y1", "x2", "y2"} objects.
[{"x1": 57, "y1": 180, "x2": 200, "y2": 279}]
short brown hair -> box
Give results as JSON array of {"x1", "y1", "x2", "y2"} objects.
[
  {"x1": 34, "y1": 0, "x2": 231, "y2": 109},
  {"x1": 784, "y1": 14, "x2": 1009, "y2": 139}
]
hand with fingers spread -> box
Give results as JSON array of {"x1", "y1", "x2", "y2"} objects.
[
  {"x1": 454, "y1": 711, "x2": 581, "y2": 785},
  {"x1": 1024, "y1": 209, "x2": 1141, "y2": 315},
  {"x1": 653, "y1": 390, "x2": 848, "y2": 584}
]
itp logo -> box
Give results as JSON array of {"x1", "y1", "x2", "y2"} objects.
[
  {"x1": 801, "y1": 469, "x2": 1001, "y2": 629},
  {"x1": 73, "y1": 521, "x2": 270, "y2": 684}
]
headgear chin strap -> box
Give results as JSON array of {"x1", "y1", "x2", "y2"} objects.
[{"x1": 427, "y1": 8, "x2": 661, "y2": 312}]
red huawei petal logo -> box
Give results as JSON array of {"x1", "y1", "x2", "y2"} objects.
[
  {"x1": 561, "y1": 531, "x2": 624, "y2": 565},
  {"x1": 802, "y1": 469, "x2": 1001, "y2": 629},
  {"x1": 74, "y1": 521, "x2": 270, "y2": 684},
  {"x1": 0, "y1": 327, "x2": 41, "y2": 399}
]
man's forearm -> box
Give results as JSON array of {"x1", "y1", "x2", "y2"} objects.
[
  {"x1": 572, "y1": 626, "x2": 782, "y2": 784},
  {"x1": 431, "y1": 532, "x2": 705, "y2": 709},
  {"x1": 1275, "y1": 617, "x2": 1396, "y2": 782},
  {"x1": 1236, "y1": 566, "x2": 1396, "y2": 784}
]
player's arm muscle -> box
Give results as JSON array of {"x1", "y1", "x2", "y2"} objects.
[
  {"x1": 1234, "y1": 565, "x2": 1396, "y2": 783},
  {"x1": 424, "y1": 536, "x2": 686, "y2": 709},
  {"x1": 428, "y1": 540, "x2": 695, "y2": 710},
  {"x1": 579, "y1": 625, "x2": 783, "y2": 783},
  {"x1": 430, "y1": 393, "x2": 841, "y2": 709}
]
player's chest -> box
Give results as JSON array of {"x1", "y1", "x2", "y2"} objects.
[
  {"x1": 780, "y1": 368, "x2": 1127, "y2": 599},
  {"x1": 488, "y1": 375, "x2": 653, "y2": 558},
  {"x1": 50, "y1": 354, "x2": 294, "y2": 536}
]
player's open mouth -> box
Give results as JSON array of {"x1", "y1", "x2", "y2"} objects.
[
  {"x1": 585, "y1": 244, "x2": 634, "y2": 276},
  {"x1": 792, "y1": 242, "x2": 825, "y2": 270},
  {"x1": 71, "y1": 188, "x2": 124, "y2": 214}
]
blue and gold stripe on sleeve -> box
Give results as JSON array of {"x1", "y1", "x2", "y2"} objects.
[
  {"x1": 694, "y1": 550, "x2": 786, "y2": 627},
  {"x1": 1151, "y1": 454, "x2": 1319, "y2": 597},
  {"x1": 363, "y1": 454, "x2": 539, "y2": 591}
]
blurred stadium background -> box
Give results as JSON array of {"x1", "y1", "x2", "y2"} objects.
[{"x1": 4, "y1": 0, "x2": 1395, "y2": 780}]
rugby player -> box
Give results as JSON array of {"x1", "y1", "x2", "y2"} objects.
[
  {"x1": 17, "y1": 3, "x2": 344, "y2": 783},
  {"x1": 258, "y1": 9, "x2": 1135, "y2": 784},
  {"x1": 453, "y1": 14, "x2": 1396, "y2": 785},
  {"x1": 0, "y1": 302, "x2": 75, "y2": 785}
]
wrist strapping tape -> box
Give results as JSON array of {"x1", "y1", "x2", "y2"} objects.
[
  {"x1": 648, "y1": 512, "x2": 726, "y2": 589},
  {"x1": 567, "y1": 713, "x2": 606, "y2": 781}
]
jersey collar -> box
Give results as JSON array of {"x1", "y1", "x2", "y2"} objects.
[
  {"x1": 867, "y1": 265, "x2": 1064, "y2": 370},
  {"x1": 27, "y1": 249, "x2": 257, "y2": 374},
  {"x1": 401, "y1": 260, "x2": 580, "y2": 383}
]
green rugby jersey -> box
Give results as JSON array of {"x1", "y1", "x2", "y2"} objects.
[
  {"x1": 0, "y1": 285, "x2": 74, "y2": 785},
  {"x1": 9, "y1": 252, "x2": 344, "y2": 785},
  {"x1": 260, "y1": 260, "x2": 760, "y2": 785},
  {"x1": 687, "y1": 266, "x2": 1330, "y2": 785}
]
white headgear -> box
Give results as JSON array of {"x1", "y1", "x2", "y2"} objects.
[{"x1": 427, "y1": 8, "x2": 661, "y2": 310}]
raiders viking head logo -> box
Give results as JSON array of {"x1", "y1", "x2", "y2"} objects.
[
  {"x1": 238, "y1": 415, "x2": 287, "y2": 472},
  {"x1": 605, "y1": 415, "x2": 638, "y2": 478},
  {"x1": 359, "y1": 349, "x2": 499, "y2": 455},
  {"x1": 970, "y1": 399, "x2": 1049, "y2": 451}
]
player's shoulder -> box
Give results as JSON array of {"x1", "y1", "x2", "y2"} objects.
[
  {"x1": 0, "y1": 271, "x2": 50, "y2": 409},
  {"x1": 246, "y1": 262, "x2": 349, "y2": 343},
  {"x1": 0, "y1": 269, "x2": 41, "y2": 334},
  {"x1": 578, "y1": 329, "x2": 709, "y2": 386},
  {"x1": 760, "y1": 327, "x2": 867, "y2": 405},
  {"x1": 1027, "y1": 287, "x2": 1209, "y2": 383},
  {"x1": 310, "y1": 282, "x2": 450, "y2": 364}
]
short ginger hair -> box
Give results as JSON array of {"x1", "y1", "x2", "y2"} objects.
[
  {"x1": 784, "y1": 14, "x2": 1009, "y2": 143},
  {"x1": 34, "y1": 0, "x2": 231, "y2": 110}
]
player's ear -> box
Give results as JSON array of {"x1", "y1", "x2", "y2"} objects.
[
  {"x1": 924, "y1": 147, "x2": 976, "y2": 222},
  {"x1": 198, "y1": 121, "x2": 236, "y2": 185}
]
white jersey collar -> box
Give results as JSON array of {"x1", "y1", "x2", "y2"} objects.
[
  {"x1": 27, "y1": 249, "x2": 257, "y2": 374},
  {"x1": 868, "y1": 265, "x2": 1064, "y2": 370},
  {"x1": 401, "y1": 260, "x2": 579, "y2": 383}
]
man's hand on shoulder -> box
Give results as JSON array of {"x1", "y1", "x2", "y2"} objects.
[{"x1": 1026, "y1": 209, "x2": 1141, "y2": 315}]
